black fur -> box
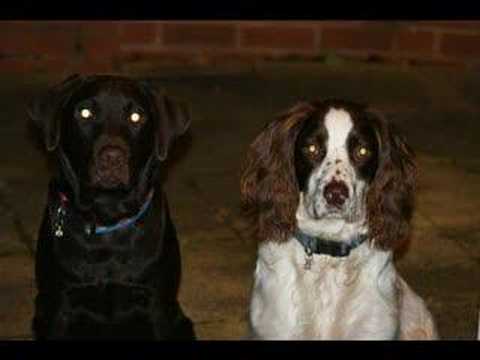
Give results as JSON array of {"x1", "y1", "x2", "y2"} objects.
[{"x1": 29, "y1": 74, "x2": 195, "y2": 340}]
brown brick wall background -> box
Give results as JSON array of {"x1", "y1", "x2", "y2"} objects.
[{"x1": 2, "y1": 21, "x2": 480, "y2": 74}]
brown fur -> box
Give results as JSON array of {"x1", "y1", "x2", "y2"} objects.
[
  {"x1": 365, "y1": 109, "x2": 417, "y2": 251},
  {"x1": 240, "y1": 101, "x2": 417, "y2": 252},
  {"x1": 240, "y1": 102, "x2": 316, "y2": 242}
]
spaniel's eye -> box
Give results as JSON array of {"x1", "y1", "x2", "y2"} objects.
[
  {"x1": 305, "y1": 144, "x2": 323, "y2": 158},
  {"x1": 129, "y1": 111, "x2": 143, "y2": 123},
  {"x1": 307, "y1": 144, "x2": 318, "y2": 154},
  {"x1": 355, "y1": 146, "x2": 371, "y2": 159},
  {"x1": 79, "y1": 108, "x2": 93, "y2": 119}
]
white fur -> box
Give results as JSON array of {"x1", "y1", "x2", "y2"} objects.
[
  {"x1": 302, "y1": 108, "x2": 368, "y2": 242},
  {"x1": 249, "y1": 237, "x2": 438, "y2": 340},
  {"x1": 297, "y1": 192, "x2": 367, "y2": 242},
  {"x1": 248, "y1": 106, "x2": 438, "y2": 340},
  {"x1": 324, "y1": 108, "x2": 352, "y2": 154}
]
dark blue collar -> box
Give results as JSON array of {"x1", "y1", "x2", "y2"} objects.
[{"x1": 295, "y1": 230, "x2": 368, "y2": 258}]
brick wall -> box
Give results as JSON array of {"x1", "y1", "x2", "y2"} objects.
[{"x1": 2, "y1": 21, "x2": 480, "y2": 75}]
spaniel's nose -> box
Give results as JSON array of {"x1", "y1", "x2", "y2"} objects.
[{"x1": 323, "y1": 180, "x2": 349, "y2": 208}]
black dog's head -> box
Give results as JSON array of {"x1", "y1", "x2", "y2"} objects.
[{"x1": 28, "y1": 74, "x2": 190, "y2": 205}]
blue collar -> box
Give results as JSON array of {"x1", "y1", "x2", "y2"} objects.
[
  {"x1": 52, "y1": 189, "x2": 155, "y2": 238},
  {"x1": 295, "y1": 229, "x2": 368, "y2": 258},
  {"x1": 94, "y1": 190, "x2": 155, "y2": 235}
]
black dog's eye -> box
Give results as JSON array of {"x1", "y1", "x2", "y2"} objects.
[
  {"x1": 74, "y1": 100, "x2": 96, "y2": 121},
  {"x1": 79, "y1": 107, "x2": 94, "y2": 120},
  {"x1": 128, "y1": 109, "x2": 146, "y2": 125},
  {"x1": 129, "y1": 111, "x2": 142, "y2": 123}
]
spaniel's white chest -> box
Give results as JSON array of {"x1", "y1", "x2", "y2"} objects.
[{"x1": 249, "y1": 239, "x2": 399, "y2": 340}]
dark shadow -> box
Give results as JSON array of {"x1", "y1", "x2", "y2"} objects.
[{"x1": 158, "y1": 130, "x2": 193, "y2": 185}]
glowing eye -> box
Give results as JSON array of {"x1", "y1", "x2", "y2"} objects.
[
  {"x1": 357, "y1": 146, "x2": 370, "y2": 158},
  {"x1": 130, "y1": 112, "x2": 142, "y2": 123},
  {"x1": 307, "y1": 144, "x2": 318, "y2": 154},
  {"x1": 80, "y1": 108, "x2": 93, "y2": 119}
]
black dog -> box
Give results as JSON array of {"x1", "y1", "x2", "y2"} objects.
[{"x1": 28, "y1": 74, "x2": 195, "y2": 340}]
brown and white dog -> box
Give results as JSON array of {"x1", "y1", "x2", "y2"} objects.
[{"x1": 240, "y1": 99, "x2": 438, "y2": 340}]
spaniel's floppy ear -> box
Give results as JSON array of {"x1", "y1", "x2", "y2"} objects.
[
  {"x1": 27, "y1": 74, "x2": 85, "y2": 152},
  {"x1": 240, "y1": 102, "x2": 316, "y2": 242},
  {"x1": 143, "y1": 82, "x2": 191, "y2": 161},
  {"x1": 366, "y1": 109, "x2": 417, "y2": 251}
]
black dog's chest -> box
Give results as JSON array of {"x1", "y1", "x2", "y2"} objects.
[
  {"x1": 35, "y1": 191, "x2": 184, "y2": 339},
  {"x1": 58, "y1": 282, "x2": 157, "y2": 334},
  {"x1": 66, "y1": 250, "x2": 149, "y2": 284},
  {"x1": 57, "y1": 232, "x2": 151, "y2": 282},
  {"x1": 49, "y1": 199, "x2": 162, "y2": 283}
]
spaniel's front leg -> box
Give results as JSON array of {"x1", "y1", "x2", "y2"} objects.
[{"x1": 397, "y1": 277, "x2": 439, "y2": 340}]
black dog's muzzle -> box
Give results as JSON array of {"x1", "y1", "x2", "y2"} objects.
[{"x1": 91, "y1": 136, "x2": 130, "y2": 189}]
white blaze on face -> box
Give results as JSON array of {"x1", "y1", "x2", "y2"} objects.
[
  {"x1": 297, "y1": 107, "x2": 369, "y2": 241},
  {"x1": 324, "y1": 108, "x2": 353, "y2": 159},
  {"x1": 305, "y1": 107, "x2": 354, "y2": 197}
]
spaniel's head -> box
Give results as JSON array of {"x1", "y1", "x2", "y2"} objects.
[{"x1": 240, "y1": 99, "x2": 416, "y2": 251}]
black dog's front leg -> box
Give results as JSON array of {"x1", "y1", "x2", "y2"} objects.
[
  {"x1": 152, "y1": 212, "x2": 196, "y2": 340},
  {"x1": 33, "y1": 211, "x2": 62, "y2": 340}
]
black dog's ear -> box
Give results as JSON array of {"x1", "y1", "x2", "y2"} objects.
[
  {"x1": 144, "y1": 83, "x2": 191, "y2": 161},
  {"x1": 27, "y1": 74, "x2": 85, "y2": 152}
]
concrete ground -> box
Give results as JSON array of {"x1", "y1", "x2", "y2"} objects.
[{"x1": 0, "y1": 61, "x2": 479, "y2": 340}]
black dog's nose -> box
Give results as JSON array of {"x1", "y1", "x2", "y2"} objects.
[
  {"x1": 99, "y1": 146, "x2": 126, "y2": 167},
  {"x1": 323, "y1": 180, "x2": 349, "y2": 208}
]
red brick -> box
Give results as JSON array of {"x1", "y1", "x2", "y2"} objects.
[
  {"x1": 0, "y1": 22, "x2": 82, "y2": 61},
  {"x1": 0, "y1": 26, "x2": 77, "y2": 58},
  {"x1": 162, "y1": 23, "x2": 236, "y2": 47},
  {"x1": 208, "y1": 51, "x2": 263, "y2": 64},
  {"x1": 441, "y1": 33, "x2": 480, "y2": 58},
  {"x1": 0, "y1": 21, "x2": 38, "y2": 34},
  {"x1": 120, "y1": 49, "x2": 200, "y2": 67},
  {"x1": 119, "y1": 48, "x2": 267, "y2": 69},
  {"x1": 396, "y1": 30, "x2": 434, "y2": 54},
  {"x1": 79, "y1": 22, "x2": 122, "y2": 60},
  {"x1": 321, "y1": 25, "x2": 395, "y2": 52},
  {"x1": 405, "y1": 57, "x2": 463, "y2": 69},
  {"x1": 76, "y1": 60, "x2": 116, "y2": 74},
  {"x1": 120, "y1": 22, "x2": 158, "y2": 44},
  {"x1": 318, "y1": 21, "x2": 372, "y2": 28},
  {"x1": 0, "y1": 57, "x2": 71, "y2": 74},
  {"x1": 415, "y1": 21, "x2": 480, "y2": 30},
  {"x1": 34, "y1": 22, "x2": 82, "y2": 32},
  {"x1": 0, "y1": 58, "x2": 37, "y2": 73},
  {"x1": 40, "y1": 32, "x2": 78, "y2": 58},
  {"x1": 241, "y1": 25, "x2": 315, "y2": 50}
]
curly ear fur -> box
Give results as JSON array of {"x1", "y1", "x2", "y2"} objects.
[
  {"x1": 27, "y1": 74, "x2": 85, "y2": 152},
  {"x1": 240, "y1": 102, "x2": 316, "y2": 242},
  {"x1": 366, "y1": 109, "x2": 417, "y2": 251}
]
